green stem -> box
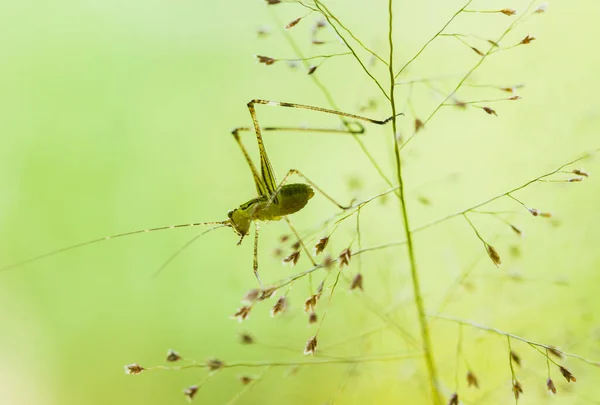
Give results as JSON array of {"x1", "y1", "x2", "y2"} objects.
[
  {"x1": 387, "y1": 1, "x2": 441, "y2": 404},
  {"x1": 272, "y1": 8, "x2": 398, "y2": 197}
]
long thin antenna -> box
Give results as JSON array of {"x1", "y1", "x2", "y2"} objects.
[
  {"x1": 151, "y1": 224, "x2": 228, "y2": 278},
  {"x1": 0, "y1": 220, "x2": 231, "y2": 273}
]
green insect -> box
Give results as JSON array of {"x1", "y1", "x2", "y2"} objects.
[{"x1": 1, "y1": 99, "x2": 395, "y2": 284}]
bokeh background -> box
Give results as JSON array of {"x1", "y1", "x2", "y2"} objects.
[{"x1": 1, "y1": 1, "x2": 599, "y2": 404}]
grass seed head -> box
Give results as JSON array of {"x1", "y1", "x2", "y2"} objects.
[
  {"x1": 256, "y1": 55, "x2": 276, "y2": 65},
  {"x1": 314, "y1": 237, "x2": 329, "y2": 255},
  {"x1": 207, "y1": 358, "x2": 224, "y2": 372},
  {"x1": 568, "y1": 176, "x2": 584, "y2": 182},
  {"x1": 510, "y1": 224, "x2": 524, "y2": 237},
  {"x1": 338, "y1": 248, "x2": 352, "y2": 268},
  {"x1": 414, "y1": 118, "x2": 424, "y2": 132},
  {"x1": 283, "y1": 251, "x2": 301, "y2": 266},
  {"x1": 466, "y1": 370, "x2": 479, "y2": 388},
  {"x1": 547, "y1": 346, "x2": 564, "y2": 359},
  {"x1": 271, "y1": 296, "x2": 288, "y2": 317},
  {"x1": 239, "y1": 375, "x2": 254, "y2": 385},
  {"x1": 304, "y1": 295, "x2": 318, "y2": 312},
  {"x1": 166, "y1": 349, "x2": 182, "y2": 362},
  {"x1": 232, "y1": 305, "x2": 252, "y2": 322},
  {"x1": 304, "y1": 335, "x2": 318, "y2": 355},
  {"x1": 520, "y1": 34, "x2": 536, "y2": 45},
  {"x1": 350, "y1": 273, "x2": 364, "y2": 291},
  {"x1": 483, "y1": 106, "x2": 498, "y2": 116},
  {"x1": 243, "y1": 288, "x2": 260, "y2": 303},
  {"x1": 510, "y1": 350, "x2": 521, "y2": 366},
  {"x1": 454, "y1": 100, "x2": 468, "y2": 109},
  {"x1": 573, "y1": 168, "x2": 589, "y2": 177},
  {"x1": 547, "y1": 377, "x2": 557, "y2": 394},
  {"x1": 183, "y1": 385, "x2": 199, "y2": 401},
  {"x1": 308, "y1": 311, "x2": 318, "y2": 324},
  {"x1": 486, "y1": 244, "x2": 502, "y2": 267},
  {"x1": 535, "y1": 2, "x2": 548, "y2": 13},
  {"x1": 500, "y1": 8, "x2": 517, "y2": 16},
  {"x1": 470, "y1": 46, "x2": 484, "y2": 56},
  {"x1": 512, "y1": 380, "x2": 523, "y2": 399},
  {"x1": 124, "y1": 363, "x2": 145, "y2": 375},
  {"x1": 559, "y1": 366, "x2": 576, "y2": 382},
  {"x1": 448, "y1": 393, "x2": 459, "y2": 405},
  {"x1": 239, "y1": 333, "x2": 254, "y2": 345},
  {"x1": 285, "y1": 17, "x2": 302, "y2": 30},
  {"x1": 265, "y1": 0, "x2": 282, "y2": 4}
]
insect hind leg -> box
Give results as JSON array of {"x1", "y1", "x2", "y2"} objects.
[{"x1": 268, "y1": 169, "x2": 351, "y2": 212}]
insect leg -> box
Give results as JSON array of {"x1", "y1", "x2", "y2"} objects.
[
  {"x1": 231, "y1": 124, "x2": 366, "y2": 137},
  {"x1": 269, "y1": 169, "x2": 350, "y2": 211},
  {"x1": 253, "y1": 222, "x2": 263, "y2": 286},
  {"x1": 0, "y1": 221, "x2": 230, "y2": 273},
  {"x1": 230, "y1": 129, "x2": 269, "y2": 198},
  {"x1": 245, "y1": 102, "x2": 279, "y2": 201},
  {"x1": 244, "y1": 99, "x2": 400, "y2": 204},
  {"x1": 247, "y1": 99, "x2": 400, "y2": 129},
  {"x1": 245, "y1": 99, "x2": 402, "y2": 202}
]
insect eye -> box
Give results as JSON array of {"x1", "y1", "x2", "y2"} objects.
[{"x1": 227, "y1": 210, "x2": 234, "y2": 219}]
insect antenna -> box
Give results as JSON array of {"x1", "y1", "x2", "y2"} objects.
[
  {"x1": 0, "y1": 220, "x2": 232, "y2": 273},
  {"x1": 151, "y1": 224, "x2": 228, "y2": 278}
]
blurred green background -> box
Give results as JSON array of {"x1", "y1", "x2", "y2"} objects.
[{"x1": 1, "y1": 1, "x2": 599, "y2": 404}]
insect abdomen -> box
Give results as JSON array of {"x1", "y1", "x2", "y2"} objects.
[
  {"x1": 277, "y1": 183, "x2": 314, "y2": 215},
  {"x1": 253, "y1": 183, "x2": 314, "y2": 221}
]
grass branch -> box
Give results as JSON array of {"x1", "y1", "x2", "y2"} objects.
[
  {"x1": 388, "y1": 1, "x2": 441, "y2": 404},
  {"x1": 400, "y1": 0, "x2": 538, "y2": 151},
  {"x1": 394, "y1": 0, "x2": 474, "y2": 79},
  {"x1": 433, "y1": 314, "x2": 600, "y2": 368},
  {"x1": 271, "y1": 8, "x2": 399, "y2": 197},
  {"x1": 314, "y1": 0, "x2": 390, "y2": 100},
  {"x1": 146, "y1": 353, "x2": 423, "y2": 372}
]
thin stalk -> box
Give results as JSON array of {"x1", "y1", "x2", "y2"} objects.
[
  {"x1": 271, "y1": 8, "x2": 398, "y2": 197},
  {"x1": 394, "y1": 0, "x2": 474, "y2": 79},
  {"x1": 314, "y1": 0, "x2": 390, "y2": 100},
  {"x1": 147, "y1": 353, "x2": 422, "y2": 371},
  {"x1": 387, "y1": 2, "x2": 441, "y2": 404},
  {"x1": 400, "y1": 0, "x2": 538, "y2": 151}
]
